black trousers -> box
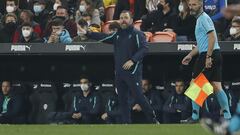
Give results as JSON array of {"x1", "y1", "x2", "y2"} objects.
[{"x1": 115, "y1": 72, "x2": 156, "y2": 123}]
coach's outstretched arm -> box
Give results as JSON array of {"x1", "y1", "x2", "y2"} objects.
[{"x1": 86, "y1": 31, "x2": 116, "y2": 44}]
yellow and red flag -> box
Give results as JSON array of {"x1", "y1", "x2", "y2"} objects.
[{"x1": 184, "y1": 73, "x2": 213, "y2": 107}]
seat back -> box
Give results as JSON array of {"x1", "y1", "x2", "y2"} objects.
[
  {"x1": 150, "y1": 32, "x2": 176, "y2": 42},
  {"x1": 133, "y1": 20, "x2": 142, "y2": 31}
]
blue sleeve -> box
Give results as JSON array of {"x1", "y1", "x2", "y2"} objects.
[
  {"x1": 131, "y1": 32, "x2": 149, "y2": 62},
  {"x1": 211, "y1": 0, "x2": 226, "y2": 21},
  {"x1": 201, "y1": 16, "x2": 215, "y2": 34},
  {"x1": 60, "y1": 31, "x2": 73, "y2": 43},
  {"x1": 87, "y1": 32, "x2": 117, "y2": 44}
]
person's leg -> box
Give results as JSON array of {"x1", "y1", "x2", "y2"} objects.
[
  {"x1": 228, "y1": 102, "x2": 240, "y2": 134},
  {"x1": 124, "y1": 74, "x2": 156, "y2": 123},
  {"x1": 212, "y1": 81, "x2": 232, "y2": 119},
  {"x1": 116, "y1": 76, "x2": 131, "y2": 124}
]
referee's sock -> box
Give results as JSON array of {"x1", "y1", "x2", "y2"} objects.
[
  {"x1": 228, "y1": 103, "x2": 240, "y2": 134},
  {"x1": 192, "y1": 101, "x2": 200, "y2": 120},
  {"x1": 216, "y1": 89, "x2": 232, "y2": 119}
]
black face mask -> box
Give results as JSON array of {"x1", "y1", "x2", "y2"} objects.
[
  {"x1": 157, "y1": 3, "x2": 164, "y2": 11},
  {"x1": 5, "y1": 22, "x2": 17, "y2": 32}
]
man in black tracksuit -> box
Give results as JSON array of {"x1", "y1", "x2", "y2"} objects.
[{"x1": 85, "y1": 10, "x2": 157, "y2": 124}]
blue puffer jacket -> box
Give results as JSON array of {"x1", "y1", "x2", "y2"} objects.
[{"x1": 44, "y1": 29, "x2": 72, "y2": 44}]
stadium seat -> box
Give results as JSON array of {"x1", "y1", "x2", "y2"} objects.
[
  {"x1": 28, "y1": 82, "x2": 57, "y2": 124},
  {"x1": 144, "y1": 32, "x2": 153, "y2": 42},
  {"x1": 150, "y1": 32, "x2": 177, "y2": 42},
  {"x1": 105, "y1": 5, "x2": 116, "y2": 22},
  {"x1": 62, "y1": 83, "x2": 82, "y2": 112},
  {"x1": 133, "y1": 20, "x2": 142, "y2": 31},
  {"x1": 102, "y1": 20, "x2": 119, "y2": 34}
]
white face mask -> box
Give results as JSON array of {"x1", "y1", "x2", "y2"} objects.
[
  {"x1": 230, "y1": 27, "x2": 237, "y2": 35},
  {"x1": 33, "y1": 5, "x2": 43, "y2": 13},
  {"x1": 22, "y1": 30, "x2": 31, "y2": 37},
  {"x1": 79, "y1": 5, "x2": 86, "y2": 12},
  {"x1": 53, "y1": 3, "x2": 60, "y2": 11},
  {"x1": 6, "y1": 6, "x2": 15, "y2": 13},
  {"x1": 178, "y1": 4, "x2": 184, "y2": 12},
  {"x1": 81, "y1": 84, "x2": 89, "y2": 91}
]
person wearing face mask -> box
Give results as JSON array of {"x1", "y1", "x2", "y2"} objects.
[
  {"x1": 12, "y1": 10, "x2": 42, "y2": 43},
  {"x1": 0, "y1": 13, "x2": 18, "y2": 43},
  {"x1": 5, "y1": 0, "x2": 21, "y2": 18},
  {"x1": 163, "y1": 0, "x2": 196, "y2": 41},
  {"x1": 226, "y1": 16, "x2": 240, "y2": 41},
  {"x1": 17, "y1": 22, "x2": 43, "y2": 43},
  {"x1": 71, "y1": 76, "x2": 101, "y2": 124},
  {"x1": 75, "y1": 0, "x2": 101, "y2": 26},
  {"x1": 33, "y1": 0, "x2": 50, "y2": 32},
  {"x1": 43, "y1": 6, "x2": 77, "y2": 39},
  {"x1": 140, "y1": 0, "x2": 177, "y2": 33},
  {"x1": 73, "y1": 19, "x2": 97, "y2": 42},
  {"x1": 44, "y1": 18, "x2": 72, "y2": 43}
]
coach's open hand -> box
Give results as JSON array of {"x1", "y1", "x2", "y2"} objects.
[
  {"x1": 205, "y1": 57, "x2": 212, "y2": 68},
  {"x1": 123, "y1": 60, "x2": 134, "y2": 70}
]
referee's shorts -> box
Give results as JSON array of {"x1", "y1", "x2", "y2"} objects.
[{"x1": 192, "y1": 49, "x2": 222, "y2": 82}]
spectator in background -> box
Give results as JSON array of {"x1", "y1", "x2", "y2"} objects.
[
  {"x1": 103, "y1": 0, "x2": 117, "y2": 8},
  {"x1": 33, "y1": 0, "x2": 50, "y2": 33},
  {"x1": 163, "y1": 79, "x2": 191, "y2": 123},
  {"x1": 19, "y1": 0, "x2": 34, "y2": 10},
  {"x1": 140, "y1": 0, "x2": 177, "y2": 33},
  {"x1": 16, "y1": 22, "x2": 43, "y2": 43},
  {"x1": 52, "y1": 0, "x2": 68, "y2": 11},
  {"x1": 0, "y1": 13, "x2": 3, "y2": 29},
  {"x1": 226, "y1": 16, "x2": 240, "y2": 41},
  {"x1": 0, "y1": 81, "x2": 26, "y2": 124},
  {"x1": 113, "y1": 0, "x2": 148, "y2": 21},
  {"x1": 0, "y1": 13, "x2": 18, "y2": 43},
  {"x1": 44, "y1": 6, "x2": 77, "y2": 38},
  {"x1": 145, "y1": 0, "x2": 160, "y2": 13},
  {"x1": 73, "y1": 19, "x2": 97, "y2": 42},
  {"x1": 108, "y1": 21, "x2": 121, "y2": 34},
  {"x1": 13, "y1": 10, "x2": 42, "y2": 43},
  {"x1": 5, "y1": 0, "x2": 21, "y2": 18},
  {"x1": 203, "y1": 0, "x2": 227, "y2": 21},
  {"x1": 75, "y1": 0, "x2": 101, "y2": 26},
  {"x1": 44, "y1": 18, "x2": 72, "y2": 43},
  {"x1": 164, "y1": 0, "x2": 196, "y2": 41},
  {"x1": 71, "y1": 76, "x2": 101, "y2": 124},
  {"x1": 142, "y1": 79, "x2": 164, "y2": 123}
]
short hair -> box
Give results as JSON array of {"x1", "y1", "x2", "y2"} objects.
[
  {"x1": 78, "y1": 19, "x2": 88, "y2": 28},
  {"x1": 82, "y1": 12, "x2": 92, "y2": 18},
  {"x1": 51, "y1": 18, "x2": 64, "y2": 26},
  {"x1": 175, "y1": 78, "x2": 185, "y2": 85},
  {"x1": 6, "y1": 0, "x2": 19, "y2": 5},
  {"x1": 109, "y1": 21, "x2": 120, "y2": 31},
  {"x1": 3, "y1": 13, "x2": 17, "y2": 23},
  {"x1": 80, "y1": 75, "x2": 90, "y2": 82},
  {"x1": 232, "y1": 16, "x2": 240, "y2": 24},
  {"x1": 21, "y1": 22, "x2": 32, "y2": 28},
  {"x1": 56, "y1": 6, "x2": 69, "y2": 12},
  {"x1": 1, "y1": 80, "x2": 12, "y2": 86},
  {"x1": 21, "y1": 10, "x2": 34, "y2": 22},
  {"x1": 120, "y1": 10, "x2": 133, "y2": 18}
]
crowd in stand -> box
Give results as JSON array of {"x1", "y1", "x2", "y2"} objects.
[
  {"x1": 0, "y1": 0, "x2": 240, "y2": 43},
  {"x1": 0, "y1": 77, "x2": 238, "y2": 124}
]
